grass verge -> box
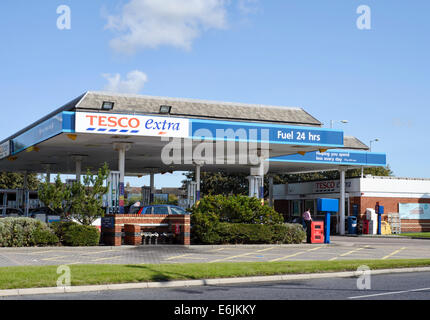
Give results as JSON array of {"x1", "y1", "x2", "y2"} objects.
[
  {"x1": 399, "y1": 232, "x2": 430, "y2": 239},
  {"x1": 1, "y1": 259, "x2": 430, "y2": 290}
]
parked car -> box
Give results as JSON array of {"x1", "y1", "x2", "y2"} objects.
[
  {"x1": 133, "y1": 205, "x2": 190, "y2": 215},
  {"x1": 0, "y1": 207, "x2": 24, "y2": 217}
]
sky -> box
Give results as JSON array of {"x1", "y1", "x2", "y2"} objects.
[{"x1": 0, "y1": 0, "x2": 429, "y2": 187}]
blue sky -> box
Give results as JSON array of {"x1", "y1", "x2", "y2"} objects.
[{"x1": 0, "y1": 0, "x2": 429, "y2": 187}]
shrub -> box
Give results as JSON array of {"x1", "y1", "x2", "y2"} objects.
[
  {"x1": 192, "y1": 195, "x2": 283, "y2": 225},
  {"x1": 190, "y1": 195, "x2": 289, "y2": 245},
  {"x1": 193, "y1": 222, "x2": 305, "y2": 245},
  {"x1": 0, "y1": 218, "x2": 59, "y2": 247},
  {"x1": 62, "y1": 224, "x2": 100, "y2": 246},
  {"x1": 51, "y1": 220, "x2": 79, "y2": 243}
]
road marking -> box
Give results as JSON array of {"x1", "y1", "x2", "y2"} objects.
[
  {"x1": 329, "y1": 257, "x2": 338, "y2": 261},
  {"x1": 83, "y1": 250, "x2": 120, "y2": 255},
  {"x1": 91, "y1": 256, "x2": 121, "y2": 262},
  {"x1": 209, "y1": 247, "x2": 275, "y2": 263},
  {"x1": 269, "y1": 246, "x2": 324, "y2": 262},
  {"x1": 165, "y1": 254, "x2": 194, "y2": 261},
  {"x1": 210, "y1": 248, "x2": 225, "y2": 252},
  {"x1": 382, "y1": 247, "x2": 406, "y2": 260},
  {"x1": 340, "y1": 245, "x2": 370, "y2": 257},
  {"x1": 41, "y1": 256, "x2": 67, "y2": 261},
  {"x1": 348, "y1": 287, "x2": 430, "y2": 299}
]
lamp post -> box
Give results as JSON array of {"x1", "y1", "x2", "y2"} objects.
[
  {"x1": 369, "y1": 138, "x2": 379, "y2": 152},
  {"x1": 330, "y1": 120, "x2": 349, "y2": 129}
]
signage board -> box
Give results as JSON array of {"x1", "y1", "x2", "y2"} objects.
[
  {"x1": 399, "y1": 203, "x2": 430, "y2": 220},
  {"x1": 190, "y1": 119, "x2": 344, "y2": 147},
  {"x1": 12, "y1": 113, "x2": 63, "y2": 154},
  {"x1": 75, "y1": 112, "x2": 189, "y2": 138},
  {"x1": 270, "y1": 150, "x2": 387, "y2": 166},
  {"x1": 0, "y1": 141, "x2": 10, "y2": 159}
]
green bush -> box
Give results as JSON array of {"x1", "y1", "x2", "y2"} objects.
[
  {"x1": 190, "y1": 195, "x2": 289, "y2": 244},
  {"x1": 192, "y1": 195, "x2": 283, "y2": 225},
  {"x1": 51, "y1": 220, "x2": 79, "y2": 243},
  {"x1": 0, "y1": 218, "x2": 59, "y2": 247},
  {"x1": 62, "y1": 224, "x2": 100, "y2": 246},
  {"x1": 217, "y1": 223, "x2": 305, "y2": 245}
]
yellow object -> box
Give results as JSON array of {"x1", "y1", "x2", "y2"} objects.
[
  {"x1": 67, "y1": 134, "x2": 77, "y2": 141},
  {"x1": 381, "y1": 221, "x2": 392, "y2": 235},
  {"x1": 298, "y1": 151, "x2": 306, "y2": 156}
]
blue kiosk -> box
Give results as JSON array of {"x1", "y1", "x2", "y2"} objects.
[{"x1": 317, "y1": 198, "x2": 339, "y2": 244}]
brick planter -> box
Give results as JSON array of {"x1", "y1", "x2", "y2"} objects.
[{"x1": 101, "y1": 214, "x2": 191, "y2": 246}]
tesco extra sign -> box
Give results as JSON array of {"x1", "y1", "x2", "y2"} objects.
[{"x1": 75, "y1": 112, "x2": 189, "y2": 138}]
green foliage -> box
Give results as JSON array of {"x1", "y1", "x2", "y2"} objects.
[
  {"x1": 0, "y1": 172, "x2": 40, "y2": 190},
  {"x1": 68, "y1": 163, "x2": 110, "y2": 225},
  {"x1": 50, "y1": 221, "x2": 79, "y2": 243},
  {"x1": 190, "y1": 195, "x2": 290, "y2": 244},
  {"x1": 191, "y1": 195, "x2": 283, "y2": 225},
  {"x1": 0, "y1": 218, "x2": 59, "y2": 247},
  {"x1": 38, "y1": 163, "x2": 110, "y2": 225},
  {"x1": 38, "y1": 174, "x2": 72, "y2": 216},
  {"x1": 62, "y1": 224, "x2": 100, "y2": 246},
  {"x1": 182, "y1": 166, "x2": 393, "y2": 197},
  {"x1": 195, "y1": 222, "x2": 305, "y2": 245}
]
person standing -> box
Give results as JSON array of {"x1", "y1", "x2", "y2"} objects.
[{"x1": 303, "y1": 208, "x2": 313, "y2": 243}]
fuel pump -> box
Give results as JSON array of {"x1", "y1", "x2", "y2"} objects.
[{"x1": 317, "y1": 198, "x2": 339, "y2": 244}]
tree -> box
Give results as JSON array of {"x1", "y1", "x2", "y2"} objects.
[
  {"x1": 38, "y1": 174, "x2": 72, "y2": 215},
  {"x1": 0, "y1": 172, "x2": 40, "y2": 190},
  {"x1": 68, "y1": 163, "x2": 110, "y2": 226},
  {"x1": 182, "y1": 166, "x2": 393, "y2": 197}
]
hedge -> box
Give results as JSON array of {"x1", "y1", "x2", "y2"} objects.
[
  {"x1": 190, "y1": 195, "x2": 303, "y2": 245},
  {"x1": 0, "y1": 218, "x2": 59, "y2": 247},
  {"x1": 198, "y1": 222, "x2": 306, "y2": 245},
  {"x1": 62, "y1": 224, "x2": 100, "y2": 246}
]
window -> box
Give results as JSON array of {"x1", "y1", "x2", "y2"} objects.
[
  {"x1": 170, "y1": 206, "x2": 187, "y2": 215},
  {"x1": 143, "y1": 207, "x2": 153, "y2": 214},
  {"x1": 153, "y1": 206, "x2": 169, "y2": 215}
]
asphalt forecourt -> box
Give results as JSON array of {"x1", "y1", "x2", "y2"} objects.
[
  {"x1": 1, "y1": 259, "x2": 430, "y2": 296},
  {"x1": 1, "y1": 236, "x2": 430, "y2": 267}
]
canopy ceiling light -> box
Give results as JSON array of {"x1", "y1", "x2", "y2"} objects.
[
  {"x1": 102, "y1": 101, "x2": 115, "y2": 111},
  {"x1": 159, "y1": 105, "x2": 172, "y2": 115}
]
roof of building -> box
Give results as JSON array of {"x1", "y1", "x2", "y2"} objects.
[{"x1": 74, "y1": 91, "x2": 322, "y2": 126}]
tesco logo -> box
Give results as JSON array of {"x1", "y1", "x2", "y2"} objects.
[
  {"x1": 77, "y1": 113, "x2": 189, "y2": 138},
  {"x1": 86, "y1": 115, "x2": 140, "y2": 129}
]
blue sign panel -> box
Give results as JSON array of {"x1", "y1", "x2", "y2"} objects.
[
  {"x1": 269, "y1": 150, "x2": 386, "y2": 166},
  {"x1": 399, "y1": 203, "x2": 430, "y2": 220},
  {"x1": 190, "y1": 119, "x2": 344, "y2": 147},
  {"x1": 12, "y1": 113, "x2": 64, "y2": 154}
]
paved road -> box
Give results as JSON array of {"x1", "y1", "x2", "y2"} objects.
[
  {"x1": 3, "y1": 271, "x2": 430, "y2": 300},
  {"x1": 0, "y1": 236, "x2": 429, "y2": 267}
]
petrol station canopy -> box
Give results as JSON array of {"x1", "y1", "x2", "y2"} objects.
[{"x1": 0, "y1": 92, "x2": 386, "y2": 175}]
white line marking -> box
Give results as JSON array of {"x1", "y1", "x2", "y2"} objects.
[{"x1": 349, "y1": 287, "x2": 430, "y2": 299}]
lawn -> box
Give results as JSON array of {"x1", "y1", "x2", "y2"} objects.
[
  {"x1": 1, "y1": 259, "x2": 430, "y2": 290},
  {"x1": 399, "y1": 232, "x2": 430, "y2": 239}
]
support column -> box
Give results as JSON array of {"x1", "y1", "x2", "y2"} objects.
[
  {"x1": 74, "y1": 156, "x2": 82, "y2": 182},
  {"x1": 339, "y1": 168, "x2": 346, "y2": 235},
  {"x1": 114, "y1": 143, "x2": 132, "y2": 214},
  {"x1": 268, "y1": 176, "x2": 274, "y2": 207},
  {"x1": 195, "y1": 164, "x2": 201, "y2": 201},
  {"x1": 150, "y1": 173, "x2": 155, "y2": 203},
  {"x1": 46, "y1": 164, "x2": 51, "y2": 183},
  {"x1": 23, "y1": 171, "x2": 29, "y2": 217}
]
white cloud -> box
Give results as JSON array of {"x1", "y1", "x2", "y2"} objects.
[
  {"x1": 237, "y1": 0, "x2": 259, "y2": 15},
  {"x1": 102, "y1": 70, "x2": 148, "y2": 94},
  {"x1": 105, "y1": 0, "x2": 228, "y2": 54}
]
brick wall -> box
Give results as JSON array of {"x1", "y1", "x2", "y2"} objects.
[
  {"x1": 350, "y1": 196, "x2": 430, "y2": 232},
  {"x1": 101, "y1": 214, "x2": 191, "y2": 246}
]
